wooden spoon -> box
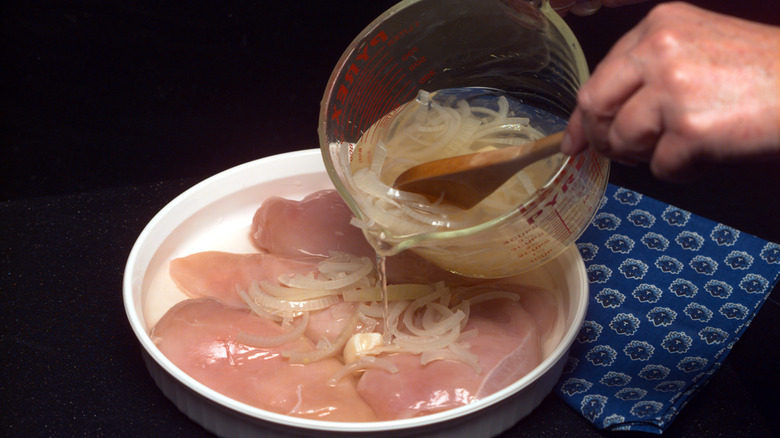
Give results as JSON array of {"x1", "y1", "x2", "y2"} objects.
[{"x1": 393, "y1": 131, "x2": 564, "y2": 209}]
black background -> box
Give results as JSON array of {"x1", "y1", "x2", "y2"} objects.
[{"x1": 2, "y1": 1, "x2": 779, "y2": 437}]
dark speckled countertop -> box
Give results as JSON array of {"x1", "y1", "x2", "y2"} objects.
[{"x1": 2, "y1": 1, "x2": 778, "y2": 437}]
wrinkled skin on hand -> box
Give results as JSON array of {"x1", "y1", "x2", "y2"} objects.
[{"x1": 561, "y1": 2, "x2": 780, "y2": 181}]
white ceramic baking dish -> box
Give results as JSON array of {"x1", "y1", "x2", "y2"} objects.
[{"x1": 123, "y1": 148, "x2": 588, "y2": 437}]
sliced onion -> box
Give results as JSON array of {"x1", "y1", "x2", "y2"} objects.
[
  {"x1": 342, "y1": 287, "x2": 380, "y2": 302},
  {"x1": 354, "y1": 197, "x2": 432, "y2": 235},
  {"x1": 514, "y1": 170, "x2": 537, "y2": 195},
  {"x1": 470, "y1": 125, "x2": 540, "y2": 147},
  {"x1": 278, "y1": 259, "x2": 372, "y2": 290},
  {"x1": 438, "y1": 115, "x2": 480, "y2": 158},
  {"x1": 397, "y1": 203, "x2": 451, "y2": 228},
  {"x1": 402, "y1": 288, "x2": 446, "y2": 328},
  {"x1": 249, "y1": 282, "x2": 340, "y2": 313},
  {"x1": 436, "y1": 283, "x2": 452, "y2": 306},
  {"x1": 393, "y1": 325, "x2": 461, "y2": 353},
  {"x1": 352, "y1": 168, "x2": 431, "y2": 205},
  {"x1": 421, "y1": 302, "x2": 455, "y2": 329},
  {"x1": 358, "y1": 313, "x2": 379, "y2": 333},
  {"x1": 385, "y1": 300, "x2": 410, "y2": 339},
  {"x1": 237, "y1": 313, "x2": 309, "y2": 348},
  {"x1": 453, "y1": 299, "x2": 471, "y2": 330},
  {"x1": 327, "y1": 356, "x2": 399, "y2": 387},
  {"x1": 406, "y1": 307, "x2": 465, "y2": 338},
  {"x1": 342, "y1": 283, "x2": 434, "y2": 302},
  {"x1": 449, "y1": 339, "x2": 480, "y2": 367},
  {"x1": 420, "y1": 346, "x2": 481, "y2": 374},
  {"x1": 414, "y1": 122, "x2": 446, "y2": 133},
  {"x1": 469, "y1": 105, "x2": 502, "y2": 120},
  {"x1": 317, "y1": 255, "x2": 373, "y2": 274},
  {"x1": 357, "y1": 302, "x2": 383, "y2": 318},
  {"x1": 352, "y1": 168, "x2": 403, "y2": 200},
  {"x1": 370, "y1": 141, "x2": 388, "y2": 174},
  {"x1": 237, "y1": 286, "x2": 282, "y2": 322},
  {"x1": 468, "y1": 95, "x2": 508, "y2": 124},
  {"x1": 260, "y1": 281, "x2": 342, "y2": 301}
]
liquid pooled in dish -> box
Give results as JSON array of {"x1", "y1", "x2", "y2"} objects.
[{"x1": 150, "y1": 189, "x2": 565, "y2": 421}]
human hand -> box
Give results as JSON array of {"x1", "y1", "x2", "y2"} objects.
[
  {"x1": 561, "y1": 2, "x2": 780, "y2": 181},
  {"x1": 550, "y1": 0, "x2": 648, "y2": 17}
]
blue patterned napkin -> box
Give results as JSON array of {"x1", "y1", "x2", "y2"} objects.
[{"x1": 555, "y1": 184, "x2": 780, "y2": 433}]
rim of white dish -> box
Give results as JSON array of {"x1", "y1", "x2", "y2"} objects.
[{"x1": 123, "y1": 148, "x2": 589, "y2": 432}]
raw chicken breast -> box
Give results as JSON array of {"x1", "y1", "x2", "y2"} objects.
[
  {"x1": 469, "y1": 298, "x2": 544, "y2": 398},
  {"x1": 454, "y1": 282, "x2": 562, "y2": 357},
  {"x1": 251, "y1": 189, "x2": 471, "y2": 286},
  {"x1": 169, "y1": 251, "x2": 320, "y2": 308},
  {"x1": 251, "y1": 190, "x2": 374, "y2": 258},
  {"x1": 356, "y1": 298, "x2": 542, "y2": 420},
  {"x1": 304, "y1": 301, "x2": 360, "y2": 344},
  {"x1": 151, "y1": 299, "x2": 377, "y2": 421},
  {"x1": 356, "y1": 354, "x2": 476, "y2": 420}
]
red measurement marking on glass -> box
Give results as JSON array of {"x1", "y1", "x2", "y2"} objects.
[
  {"x1": 366, "y1": 77, "x2": 415, "y2": 137},
  {"x1": 344, "y1": 53, "x2": 395, "y2": 138},
  {"x1": 553, "y1": 208, "x2": 572, "y2": 235},
  {"x1": 330, "y1": 31, "x2": 388, "y2": 131},
  {"x1": 374, "y1": 77, "x2": 414, "y2": 142},
  {"x1": 418, "y1": 69, "x2": 436, "y2": 85},
  {"x1": 387, "y1": 22, "x2": 421, "y2": 47},
  {"x1": 398, "y1": 78, "x2": 417, "y2": 107},
  {"x1": 355, "y1": 24, "x2": 423, "y2": 135},
  {"x1": 346, "y1": 51, "x2": 391, "y2": 111},
  {"x1": 400, "y1": 78, "x2": 417, "y2": 99},
  {"x1": 360, "y1": 77, "x2": 406, "y2": 144},
  {"x1": 593, "y1": 154, "x2": 606, "y2": 180},
  {"x1": 374, "y1": 57, "x2": 419, "y2": 112},
  {"x1": 403, "y1": 51, "x2": 428, "y2": 73},
  {"x1": 364, "y1": 65, "x2": 412, "y2": 128},
  {"x1": 361, "y1": 67, "x2": 405, "y2": 136},
  {"x1": 344, "y1": 36, "x2": 422, "y2": 139},
  {"x1": 344, "y1": 65, "x2": 392, "y2": 138},
  {"x1": 353, "y1": 49, "x2": 424, "y2": 137}
]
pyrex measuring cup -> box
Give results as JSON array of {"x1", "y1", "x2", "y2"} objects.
[{"x1": 319, "y1": 0, "x2": 609, "y2": 278}]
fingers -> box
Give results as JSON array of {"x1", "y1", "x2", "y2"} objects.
[
  {"x1": 561, "y1": 107, "x2": 588, "y2": 155},
  {"x1": 564, "y1": 83, "x2": 663, "y2": 167},
  {"x1": 575, "y1": 14, "x2": 647, "y2": 121},
  {"x1": 576, "y1": 54, "x2": 644, "y2": 151},
  {"x1": 650, "y1": 133, "x2": 705, "y2": 182},
  {"x1": 606, "y1": 86, "x2": 663, "y2": 164},
  {"x1": 562, "y1": 20, "x2": 648, "y2": 158}
]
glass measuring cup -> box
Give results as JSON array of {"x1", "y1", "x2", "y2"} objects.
[{"x1": 319, "y1": 0, "x2": 609, "y2": 278}]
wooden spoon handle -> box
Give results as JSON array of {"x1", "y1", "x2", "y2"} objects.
[{"x1": 506, "y1": 131, "x2": 564, "y2": 168}]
